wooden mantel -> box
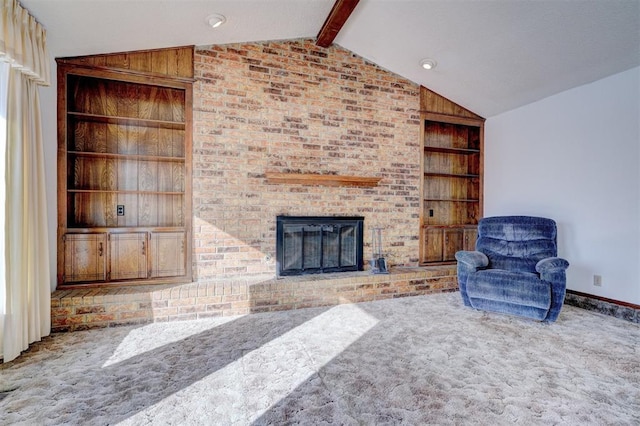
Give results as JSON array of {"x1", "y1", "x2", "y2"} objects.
[{"x1": 265, "y1": 172, "x2": 381, "y2": 188}]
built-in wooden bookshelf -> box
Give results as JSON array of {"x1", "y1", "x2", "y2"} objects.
[
  {"x1": 419, "y1": 87, "x2": 484, "y2": 264},
  {"x1": 56, "y1": 46, "x2": 194, "y2": 286}
]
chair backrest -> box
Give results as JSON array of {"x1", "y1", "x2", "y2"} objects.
[{"x1": 476, "y1": 216, "x2": 558, "y2": 273}]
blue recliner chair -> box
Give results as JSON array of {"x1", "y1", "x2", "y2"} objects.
[{"x1": 455, "y1": 216, "x2": 569, "y2": 322}]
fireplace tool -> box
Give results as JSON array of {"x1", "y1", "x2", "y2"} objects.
[{"x1": 370, "y1": 227, "x2": 389, "y2": 274}]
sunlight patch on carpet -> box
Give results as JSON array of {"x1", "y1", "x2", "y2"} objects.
[
  {"x1": 117, "y1": 303, "x2": 379, "y2": 424},
  {"x1": 101, "y1": 315, "x2": 244, "y2": 368}
]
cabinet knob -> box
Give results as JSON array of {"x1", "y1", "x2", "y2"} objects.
[
  {"x1": 141, "y1": 241, "x2": 146, "y2": 256},
  {"x1": 98, "y1": 242, "x2": 103, "y2": 257}
]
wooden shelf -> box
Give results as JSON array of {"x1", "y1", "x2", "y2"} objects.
[
  {"x1": 68, "y1": 151, "x2": 185, "y2": 162},
  {"x1": 425, "y1": 198, "x2": 480, "y2": 203},
  {"x1": 424, "y1": 172, "x2": 480, "y2": 179},
  {"x1": 422, "y1": 224, "x2": 478, "y2": 229},
  {"x1": 65, "y1": 226, "x2": 186, "y2": 232},
  {"x1": 265, "y1": 172, "x2": 381, "y2": 188},
  {"x1": 68, "y1": 112, "x2": 185, "y2": 130},
  {"x1": 68, "y1": 189, "x2": 184, "y2": 195},
  {"x1": 424, "y1": 146, "x2": 479, "y2": 155}
]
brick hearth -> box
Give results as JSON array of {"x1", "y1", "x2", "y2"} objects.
[{"x1": 51, "y1": 266, "x2": 457, "y2": 332}]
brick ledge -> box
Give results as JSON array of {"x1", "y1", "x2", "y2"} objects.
[{"x1": 51, "y1": 266, "x2": 457, "y2": 332}]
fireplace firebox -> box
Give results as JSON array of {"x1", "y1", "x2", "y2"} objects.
[{"x1": 276, "y1": 216, "x2": 364, "y2": 277}]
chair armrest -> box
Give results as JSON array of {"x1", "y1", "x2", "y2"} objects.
[
  {"x1": 536, "y1": 257, "x2": 569, "y2": 323},
  {"x1": 455, "y1": 251, "x2": 489, "y2": 269},
  {"x1": 455, "y1": 251, "x2": 488, "y2": 307},
  {"x1": 535, "y1": 257, "x2": 569, "y2": 274}
]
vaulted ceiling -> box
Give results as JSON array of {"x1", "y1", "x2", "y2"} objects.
[{"x1": 22, "y1": 0, "x2": 640, "y2": 117}]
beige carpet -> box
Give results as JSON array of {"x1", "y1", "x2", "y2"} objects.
[{"x1": 1, "y1": 292, "x2": 639, "y2": 425}]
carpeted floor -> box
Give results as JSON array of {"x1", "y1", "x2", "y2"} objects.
[{"x1": 1, "y1": 292, "x2": 639, "y2": 425}]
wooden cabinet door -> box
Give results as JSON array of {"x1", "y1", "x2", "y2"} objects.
[
  {"x1": 109, "y1": 232, "x2": 148, "y2": 281},
  {"x1": 150, "y1": 231, "x2": 186, "y2": 278},
  {"x1": 63, "y1": 233, "x2": 107, "y2": 283},
  {"x1": 423, "y1": 227, "x2": 444, "y2": 263},
  {"x1": 463, "y1": 227, "x2": 478, "y2": 251},
  {"x1": 443, "y1": 228, "x2": 464, "y2": 261}
]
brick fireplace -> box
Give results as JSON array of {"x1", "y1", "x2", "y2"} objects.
[
  {"x1": 192, "y1": 39, "x2": 422, "y2": 278},
  {"x1": 51, "y1": 39, "x2": 460, "y2": 331}
]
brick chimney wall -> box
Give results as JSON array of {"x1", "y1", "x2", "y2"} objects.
[{"x1": 192, "y1": 39, "x2": 422, "y2": 279}]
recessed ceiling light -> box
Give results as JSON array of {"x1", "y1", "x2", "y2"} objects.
[
  {"x1": 420, "y1": 59, "x2": 437, "y2": 70},
  {"x1": 206, "y1": 14, "x2": 226, "y2": 29}
]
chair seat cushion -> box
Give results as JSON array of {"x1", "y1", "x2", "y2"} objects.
[{"x1": 466, "y1": 269, "x2": 551, "y2": 310}]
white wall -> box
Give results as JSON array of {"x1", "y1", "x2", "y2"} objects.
[{"x1": 485, "y1": 67, "x2": 640, "y2": 305}]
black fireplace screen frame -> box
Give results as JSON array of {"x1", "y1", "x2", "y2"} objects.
[{"x1": 276, "y1": 216, "x2": 364, "y2": 277}]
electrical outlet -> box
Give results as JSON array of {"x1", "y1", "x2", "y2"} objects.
[
  {"x1": 117, "y1": 205, "x2": 125, "y2": 216},
  {"x1": 593, "y1": 274, "x2": 602, "y2": 287}
]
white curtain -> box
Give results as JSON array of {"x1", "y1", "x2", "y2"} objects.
[{"x1": 0, "y1": 0, "x2": 51, "y2": 363}]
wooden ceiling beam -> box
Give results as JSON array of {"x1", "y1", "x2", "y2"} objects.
[{"x1": 316, "y1": 0, "x2": 360, "y2": 48}]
